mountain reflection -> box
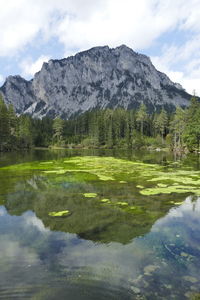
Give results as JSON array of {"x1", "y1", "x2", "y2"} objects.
[
  {"x1": 3, "y1": 174, "x2": 179, "y2": 244},
  {"x1": 0, "y1": 196, "x2": 200, "y2": 299}
]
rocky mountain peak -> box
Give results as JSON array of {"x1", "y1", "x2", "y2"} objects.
[{"x1": 0, "y1": 45, "x2": 191, "y2": 119}]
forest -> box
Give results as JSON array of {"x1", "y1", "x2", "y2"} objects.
[{"x1": 0, "y1": 94, "x2": 200, "y2": 152}]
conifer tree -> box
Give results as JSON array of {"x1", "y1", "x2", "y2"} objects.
[
  {"x1": 170, "y1": 106, "x2": 186, "y2": 150},
  {"x1": 136, "y1": 103, "x2": 148, "y2": 135},
  {"x1": 8, "y1": 104, "x2": 17, "y2": 137},
  {"x1": 154, "y1": 108, "x2": 168, "y2": 144},
  {"x1": 184, "y1": 97, "x2": 200, "y2": 151},
  {"x1": 0, "y1": 95, "x2": 9, "y2": 151},
  {"x1": 53, "y1": 117, "x2": 64, "y2": 145},
  {"x1": 18, "y1": 115, "x2": 32, "y2": 148}
]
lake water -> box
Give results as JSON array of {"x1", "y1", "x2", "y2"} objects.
[{"x1": 0, "y1": 149, "x2": 200, "y2": 300}]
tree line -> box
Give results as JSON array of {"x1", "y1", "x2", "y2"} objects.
[{"x1": 0, "y1": 93, "x2": 200, "y2": 152}]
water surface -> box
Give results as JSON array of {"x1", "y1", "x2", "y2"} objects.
[{"x1": 0, "y1": 149, "x2": 200, "y2": 299}]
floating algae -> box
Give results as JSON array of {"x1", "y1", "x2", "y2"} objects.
[
  {"x1": 1, "y1": 155, "x2": 200, "y2": 196},
  {"x1": 2, "y1": 153, "x2": 200, "y2": 299},
  {"x1": 125, "y1": 206, "x2": 144, "y2": 214},
  {"x1": 170, "y1": 201, "x2": 184, "y2": 205},
  {"x1": 116, "y1": 201, "x2": 128, "y2": 206},
  {"x1": 157, "y1": 183, "x2": 168, "y2": 188},
  {"x1": 136, "y1": 185, "x2": 144, "y2": 189},
  {"x1": 48, "y1": 210, "x2": 70, "y2": 217},
  {"x1": 44, "y1": 169, "x2": 66, "y2": 175},
  {"x1": 98, "y1": 175, "x2": 114, "y2": 181},
  {"x1": 140, "y1": 185, "x2": 200, "y2": 196},
  {"x1": 100, "y1": 199, "x2": 111, "y2": 203},
  {"x1": 83, "y1": 193, "x2": 97, "y2": 198}
]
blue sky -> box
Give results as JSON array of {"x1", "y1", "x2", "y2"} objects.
[{"x1": 0, "y1": 0, "x2": 200, "y2": 95}]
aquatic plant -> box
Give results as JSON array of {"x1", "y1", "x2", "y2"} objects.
[
  {"x1": 1, "y1": 156, "x2": 200, "y2": 196},
  {"x1": 100, "y1": 199, "x2": 111, "y2": 203},
  {"x1": 83, "y1": 193, "x2": 97, "y2": 198},
  {"x1": 116, "y1": 201, "x2": 129, "y2": 206},
  {"x1": 48, "y1": 210, "x2": 70, "y2": 217}
]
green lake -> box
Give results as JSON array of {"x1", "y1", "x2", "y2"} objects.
[{"x1": 0, "y1": 149, "x2": 200, "y2": 299}]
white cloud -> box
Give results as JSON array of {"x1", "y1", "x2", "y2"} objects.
[
  {"x1": 0, "y1": 0, "x2": 199, "y2": 56},
  {"x1": 167, "y1": 72, "x2": 200, "y2": 97},
  {"x1": 151, "y1": 35, "x2": 200, "y2": 96},
  {"x1": 53, "y1": 0, "x2": 200, "y2": 57},
  {"x1": 0, "y1": 0, "x2": 106, "y2": 56},
  {"x1": 152, "y1": 57, "x2": 200, "y2": 96},
  {"x1": 20, "y1": 55, "x2": 51, "y2": 77},
  {"x1": 0, "y1": 0, "x2": 200, "y2": 92},
  {"x1": 56, "y1": 0, "x2": 181, "y2": 53}
]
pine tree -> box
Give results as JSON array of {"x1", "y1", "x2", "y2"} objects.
[
  {"x1": 53, "y1": 117, "x2": 64, "y2": 145},
  {"x1": 154, "y1": 108, "x2": 168, "y2": 144},
  {"x1": 18, "y1": 115, "x2": 32, "y2": 148},
  {"x1": 170, "y1": 106, "x2": 186, "y2": 150},
  {"x1": 136, "y1": 103, "x2": 148, "y2": 135},
  {"x1": 0, "y1": 94, "x2": 9, "y2": 151},
  {"x1": 104, "y1": 110, "x2": 114, "y2": 147},
  {"x1": 184, "y1": 97, "x2": 200, "y2": 152},
  {"x1": 8, "y1": 104, "x2": 17, "y2": 137}
]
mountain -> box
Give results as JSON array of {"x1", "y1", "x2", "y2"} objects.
[{"x1": 0, "y1": 45, "x2": 191, "y2": 119}]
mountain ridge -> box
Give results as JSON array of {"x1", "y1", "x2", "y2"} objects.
[{"x1": 0, "y1": 45, "x2": 191, "y2": 119}]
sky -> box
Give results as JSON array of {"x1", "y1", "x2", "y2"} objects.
[{"x1": 0, "y1": 0, "x2": 200, "y2": 95}]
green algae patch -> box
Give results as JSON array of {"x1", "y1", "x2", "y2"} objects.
[
  {"x1": 98, "y1": 175, "x2": 114, "y2": 181},
  {"x1": 174, "y1": 202, "x2": 184, "y2": 205},
  {"x1": 125, "y1": 206, "x2": 144, "y2": 214},
  {"x1": 137, "y1": 185, "x2": 144, "y2": 189},
  {"x1": 116, "y1": 201, "x2": 128, "y2": 206},
  {"x1": 140, "y1": 185, "x2": 200, "y2": 196},
  {"x1": 0, "y1": 156, "x2": 162, "y2": 183},
  {"x1": 170, "y1": 201, "x2": 184, "y2": 205},
  {"x1": 63, "y1": 156, "x2": 162, "y2": 183},
  {"x1": 157, "y1": 183, "x2": 168, "y2": 188},
  {"x1": 48, "y1": 210, "x2": 70, "y2": 217},
  {"x1": 2, "y1": 155, "x2": 200, "y2": 196},
  {"x1": 44, "y1": 169, "x2": 66, "y2": 175},
  {"x1": 83, "y1": 193, "x2": 97, "y2": 198},
  {"x1": 100, "y1": 199, "x2": 111, "y2": 203}
]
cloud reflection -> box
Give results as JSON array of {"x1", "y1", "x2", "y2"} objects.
[{"x1": 0, "y1": 197, "x2": 200, "y2": 299}]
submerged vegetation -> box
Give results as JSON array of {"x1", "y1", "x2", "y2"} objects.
[
  {"x1": 2, "y1": 155, "x2": 200, "y2": 198},
  {"x1": 83, "y1": 193, "x2": 97, "y2": 198},
  {"x1": 48, "y1": 210, "x2": 71, "y2": 217},
  {"x1": 1, "y1": 93, "x2": 200, "y2": 152},
  {"x1": 3, "y1": 153, "x2": 197, "y2": 245},
  {"x1": 1, "y1": 149, "x2": 200, "y2": 299}
]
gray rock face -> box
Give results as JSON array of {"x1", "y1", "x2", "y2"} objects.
[{"x1": 0, "y1": 45, "x2": 191, "y2": 118}]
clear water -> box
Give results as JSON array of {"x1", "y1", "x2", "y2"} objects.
[{"x1": 0, "y1": 149, "x2": 200, "y2": 300}]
